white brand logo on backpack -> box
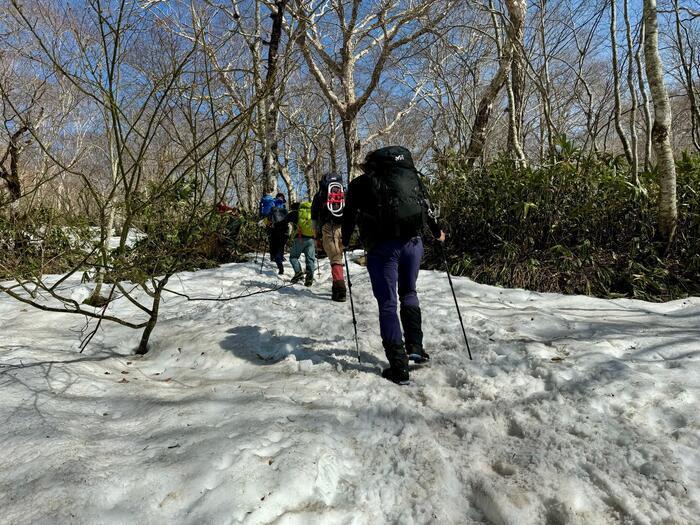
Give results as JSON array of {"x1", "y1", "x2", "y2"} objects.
[{"x1": 395, "y1": 155, "x2": 404, "y2": 161}]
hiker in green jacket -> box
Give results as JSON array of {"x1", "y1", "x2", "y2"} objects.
[{"x1": 286, "y1": 202, "x2": 316, "y2": 286}]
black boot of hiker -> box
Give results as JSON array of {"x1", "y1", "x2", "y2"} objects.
[
  {"x1": 331, "y1": 280, "x2": 347, "y2": 302},
  {"x1": 401, "y1": 305, "x2": 430, "y2": 363},
  {"x1": 381, "y1": 342, "x2": 409, "y2": 385},
  {"x1": 291, "y1": 272, "x2": 304, "y2": 284}
]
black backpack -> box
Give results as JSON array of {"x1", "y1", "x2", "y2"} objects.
[
  {"x1": 270, "y1": 206, "x2": 288, "y2": 225},
  {"x1": 363, "y1": 146, "x2": 427, "y2": 239},
  {"x1": 317, "y1": 173, "x2": 345, "y2": 222}
]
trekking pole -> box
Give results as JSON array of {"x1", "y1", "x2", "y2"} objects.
[
  {"x1": 259, "y1": 228, "x2": 266, "y2": 274},
  {"x1": 253, "y1": 224, "x2": 262, "y2": 264},
  {"x1": 316, "y1": 233, "x2": 322, "y2": 278},
  {"x1": 439, "y1": 242, "x2": 473, "y2": 360},
  {"x1": 315, "y1": 238, "x2": 321, "y2": 278},
  {"x1": 343, "y1": 250, "x2": 361, "y2": 363},
  {"x1": 253, "y1": 230, "x2": 259, "y2": 264}
]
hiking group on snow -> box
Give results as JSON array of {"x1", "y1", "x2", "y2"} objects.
[{"x1": 219, "y1": 146, "x2": 446, "y2": 385}]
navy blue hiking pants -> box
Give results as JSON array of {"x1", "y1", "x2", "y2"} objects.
[
  {"x1": 269, "y1": 227, "x2": 287, "y2": 271},
  {"x1": 366, "y1": 237, "x2": 424, "y2": 348}
]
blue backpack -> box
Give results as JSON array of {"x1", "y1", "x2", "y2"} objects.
[{"x1": 259, "y1": 195, "x2": 276, "y2": 218}]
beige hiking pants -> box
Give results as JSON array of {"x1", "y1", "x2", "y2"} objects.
[{"x1": 322, "y1": 223, "x2": 343, "y2": 265}]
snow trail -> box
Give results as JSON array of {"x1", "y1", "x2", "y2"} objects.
[{"x1": 1, "y1": 257, "x2": 698, "y2": 524}]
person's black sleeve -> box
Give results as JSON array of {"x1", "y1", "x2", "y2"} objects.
[
  {"x1": 417, "y1": 175, "x2": 443, "y2": 239},
  {"x1": 427, "y1": 215, "x2": 443, "y2": 239},
  {"x1": 311, "y1": 193, "x2": 321, "y2": 222},
  {"x1": 286, "y1": 209, "x2": 298, "y2": 227},
  {"x1": 342, "y1": 177, "x2": 362, "y2": 246}
]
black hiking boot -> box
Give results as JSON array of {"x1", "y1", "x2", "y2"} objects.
[
  {"x1": 331, "y1": 280, "x2": 347, "y2": 302},
  {"x1": 304, "y1": 273, "x2": 314, "y2": 287},
  {"x1": 291, "y1": 272, "x2": 304, "y2": 284},
  {"x1": 382, "y1": 342, "x2": 409, "y2": 385},
  {"x1": 406, "y1": 344, "x2": 430, "y2": 364},
  {"x1": 382, "y1": 367, "x2": 410, "y2": 385},
  {"x1": 401, "y1": 305, "x2": 427, "y2": 361}
]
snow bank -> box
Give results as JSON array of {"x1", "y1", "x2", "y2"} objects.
[{"x1": 1, "y1": 257, "x2": 698, "y2": 523}]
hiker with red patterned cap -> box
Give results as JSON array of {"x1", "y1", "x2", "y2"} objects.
[{"x1": 311, "y1": 173, "x2": 347, "y2": 302}]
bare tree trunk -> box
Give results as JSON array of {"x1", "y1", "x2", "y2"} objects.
[
  {"x1": 611, "y1": 0, "x2": 634, "y2": 166},
  {"x1": 328, "y1": 110, "x2": 338, "y2": 175},
  {"x1": 87, "y1": 127, "x2": 119, "y2": 304},
  {"x1": 464, "y1": 0, "x2": 511, "y2": 169},
  {"x1": 297, "y1": 141, "x2": 313, "y2": 199},
  {"x1": 504, "y1": 0, "x2": 527, "y2": 167},
  {"x1": 635, "y1": 22, "x2": 653, "y2": 171},
  {"x1": 279, "y1": 164, "x2": 297, "y2": 203},
  {"x1": 538, "y1": 0, "x2": 555, "y2": 160},
  {"x1": 0, "y1": 125, "x2": 28, "y2": 205},
  {"x1": 342, "y1": 112, "x2": 362, "y2": 180},
  {"x1": 277, "y1": 142, "x2": 298, "y2": 203},
  {"x1": 261, "y1": 0, "x2": 288, "y2": 194},
  {"x1": 672, "y1": 0, "x2": 700, "y2": 151},
  {"x1": 623, "y1": 0, "x2": 639, "y2": 182},
  {"x1": 85, "y1": 204, "x2": 115, "y2": 305},
  {"x1": 643, "y1": 0, "x2": 677, "y2": 245},
  {"x1": 136, "y1": 277, "x2": 169, "y2": 355},
  {"x1": 505, "y1": 75, "x2": 527, "y2": 167}
]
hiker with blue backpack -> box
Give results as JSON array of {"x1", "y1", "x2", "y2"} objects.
[
  {"x1": 285, "y1": 201, "x2": 316, "y2": 286},
  {"x1": 341, "y1": 146, "x2": 445, "y2": 385},
  {"x1": 259, "y1": 192, "x2": 289, "y2": 275},
  {"x1": 312, "y1": 174, "x2": 347, "y2": 302}
]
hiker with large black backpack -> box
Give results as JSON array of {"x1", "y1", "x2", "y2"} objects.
[
  {"x1": 312, "y1": 173, "x2": 347, "y2": 302},
  {"x1": 341, "y1": 146, "x2": 445, "y2": 385}
]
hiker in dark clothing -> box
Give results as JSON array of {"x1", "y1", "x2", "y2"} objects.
[
  {"x1": 311, "y1": 173, "x2": 347, "y2": 302},
  {"x1": 285, "y1": 202, "x2": 316, "y2": 286},
  {"x1": 261, "y1": 193, "x2": 289, "y2": 274},
  {"x1": 341, "y1": 146, "x2": 445, "y2": 385}
]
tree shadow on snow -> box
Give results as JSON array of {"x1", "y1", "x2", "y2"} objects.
[{"x1": 219, "y1": 325, "x2": 383, "y2": 375}]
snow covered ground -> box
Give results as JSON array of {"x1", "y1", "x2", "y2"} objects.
[{"x1": 1, "y1": 254, "x2": 698, "y2": 524}]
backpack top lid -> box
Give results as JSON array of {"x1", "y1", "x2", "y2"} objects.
[
  {"x1": 319, "y1": 172, "x2": 343, "y2": 189},
  {"x1": 363, "y1": 146, "x2": 415, "y2": 173}
]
